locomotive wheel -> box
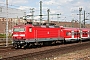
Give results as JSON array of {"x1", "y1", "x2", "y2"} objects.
[
  {"x1": 63, "y1": 39, "x2": 66, "y2": 44},
  {"x1": 13, "y1": 43, "x2": 19, "y2": 49}
]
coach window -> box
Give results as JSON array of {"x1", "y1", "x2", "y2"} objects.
[
  {"x1": 66, "y1": 32, "x2": 71, "y2": 36},
  {"x1": 77, "y1": 32, "x2": 80, "y2": 35},
  {"x1": 83, "y1": 32, "x2": 87, "y2": 35},
  {"x1": 85, "y1": 32, "x2": 88, "y2": 35},
  {"x1": 29, "y1": 27, "x2": 32, "y2": 32},
  {"x1": 89, "y1": 31, "x2": 90, "y2": 36},
  {"x1": 74, "y1": 32, "x2": 77, "y2": 35}
]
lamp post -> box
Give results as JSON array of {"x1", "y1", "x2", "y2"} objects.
[
  {"x1": 79, "y1": 7, "x2": 82, "y2": 42},
  {"x1": 47, "y1": 9, "x2": 50, "y2": 26},
  {"x1": 83, "y1": 12, "x2": 90, "y2": 28},
  {"x1": 83, "y1": 10, "x2": 85, "y2": 28},
  {"x1": 79, "y1": 8, "x2": 82, "y2": 28},
  {"x1": 40, "y1": 1, "x2": 42, "y2": 25},
  {"x1": 6, "y1": 0, "x2": 8, "y2": 47},
  {"x1": 57, "y1": 14, "x2": 61, "y2": 23},
  {"x1": 30, "y1": 8, "x2": 34, "y2": 25}
]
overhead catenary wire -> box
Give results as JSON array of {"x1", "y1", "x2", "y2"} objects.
[
  {"x1": 0, "y1": 6, "x2": 25, "y2": 18},
  {"x1": 0, "y1": 2, "x2": 22, "y2": 8}
]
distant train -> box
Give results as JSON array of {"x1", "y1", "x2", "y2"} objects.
[{"x1": 12, "y1": 24, "x2": 90, "y2": 48}]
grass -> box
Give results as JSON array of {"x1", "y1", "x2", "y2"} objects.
[{"x1": 0, "y1": 34, "x2": 12, "y2": 38}]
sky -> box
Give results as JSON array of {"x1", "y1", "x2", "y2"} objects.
[{"x1": 0, "y1": 0, "x2": 90, "y2": 23}]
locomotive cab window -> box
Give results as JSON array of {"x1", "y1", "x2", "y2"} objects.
[
  {"x1": 29, "y1": 27, "x2": 32, "y2": 32},
  {"x1": 14, "y1": 28, "x2": 25, "y2": 32}
]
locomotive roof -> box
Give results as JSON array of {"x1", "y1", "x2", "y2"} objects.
[
  {"x1": 14, "y1": 24, "x2": 33, "y2": 28},
  {"x1": 14, "y1": 24, "x2": 64, "y2": 28}
]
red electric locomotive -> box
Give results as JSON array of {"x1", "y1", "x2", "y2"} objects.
[
  {"x1": 12, "y1": 24, "x2": 64, "y2": 48},
  {"x1": 12, "y1": 23, "x2": 90, "y2": 48}
]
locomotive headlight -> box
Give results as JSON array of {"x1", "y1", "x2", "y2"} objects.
[
  {"x1": 20, "y1": 41, "x2": 23, "y2": 44},
  {"x1": 13, "y1": 34, "x2": 18, "y2": 36},
  {"x1": 19, "y1": 34, "x2": 25, "y2": 36}
]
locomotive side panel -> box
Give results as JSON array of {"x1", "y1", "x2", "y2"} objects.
[
  {"x1": 48, "y1": 28, "x2": 64, "y2": 41},
  {"x1": 36, "y1": 27, "x2": 49, "y2": 38},
  {"x1": 48, "y1": 28, "x2": 59, "y2": 38},
  {"x1": 35, "y1": 27, "x2": 64, "y2": 42},
  {"x1": 25, "y1": 27, "x2": 35, "y2": 39}
]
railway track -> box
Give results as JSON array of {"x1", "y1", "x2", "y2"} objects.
[
  {"x1": 0, "y1": 41, "x2": 90, "y2": 60},
  {"x1": 0, "y1": 38, "x2": 12, "y2": 47}
]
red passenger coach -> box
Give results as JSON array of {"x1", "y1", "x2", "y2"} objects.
[
  {"x1": 61, "y1": 28, "x2": 80, "y2": 42},
  {"x1": 12, "y1": 24, "x2": 64, "y2": 48},
  {"x1": 88, "y1": 29, "x2": 90, "y2": 39},
  {"x1": 81, "y1": 28, "x2": 90, "y2": 40}
]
